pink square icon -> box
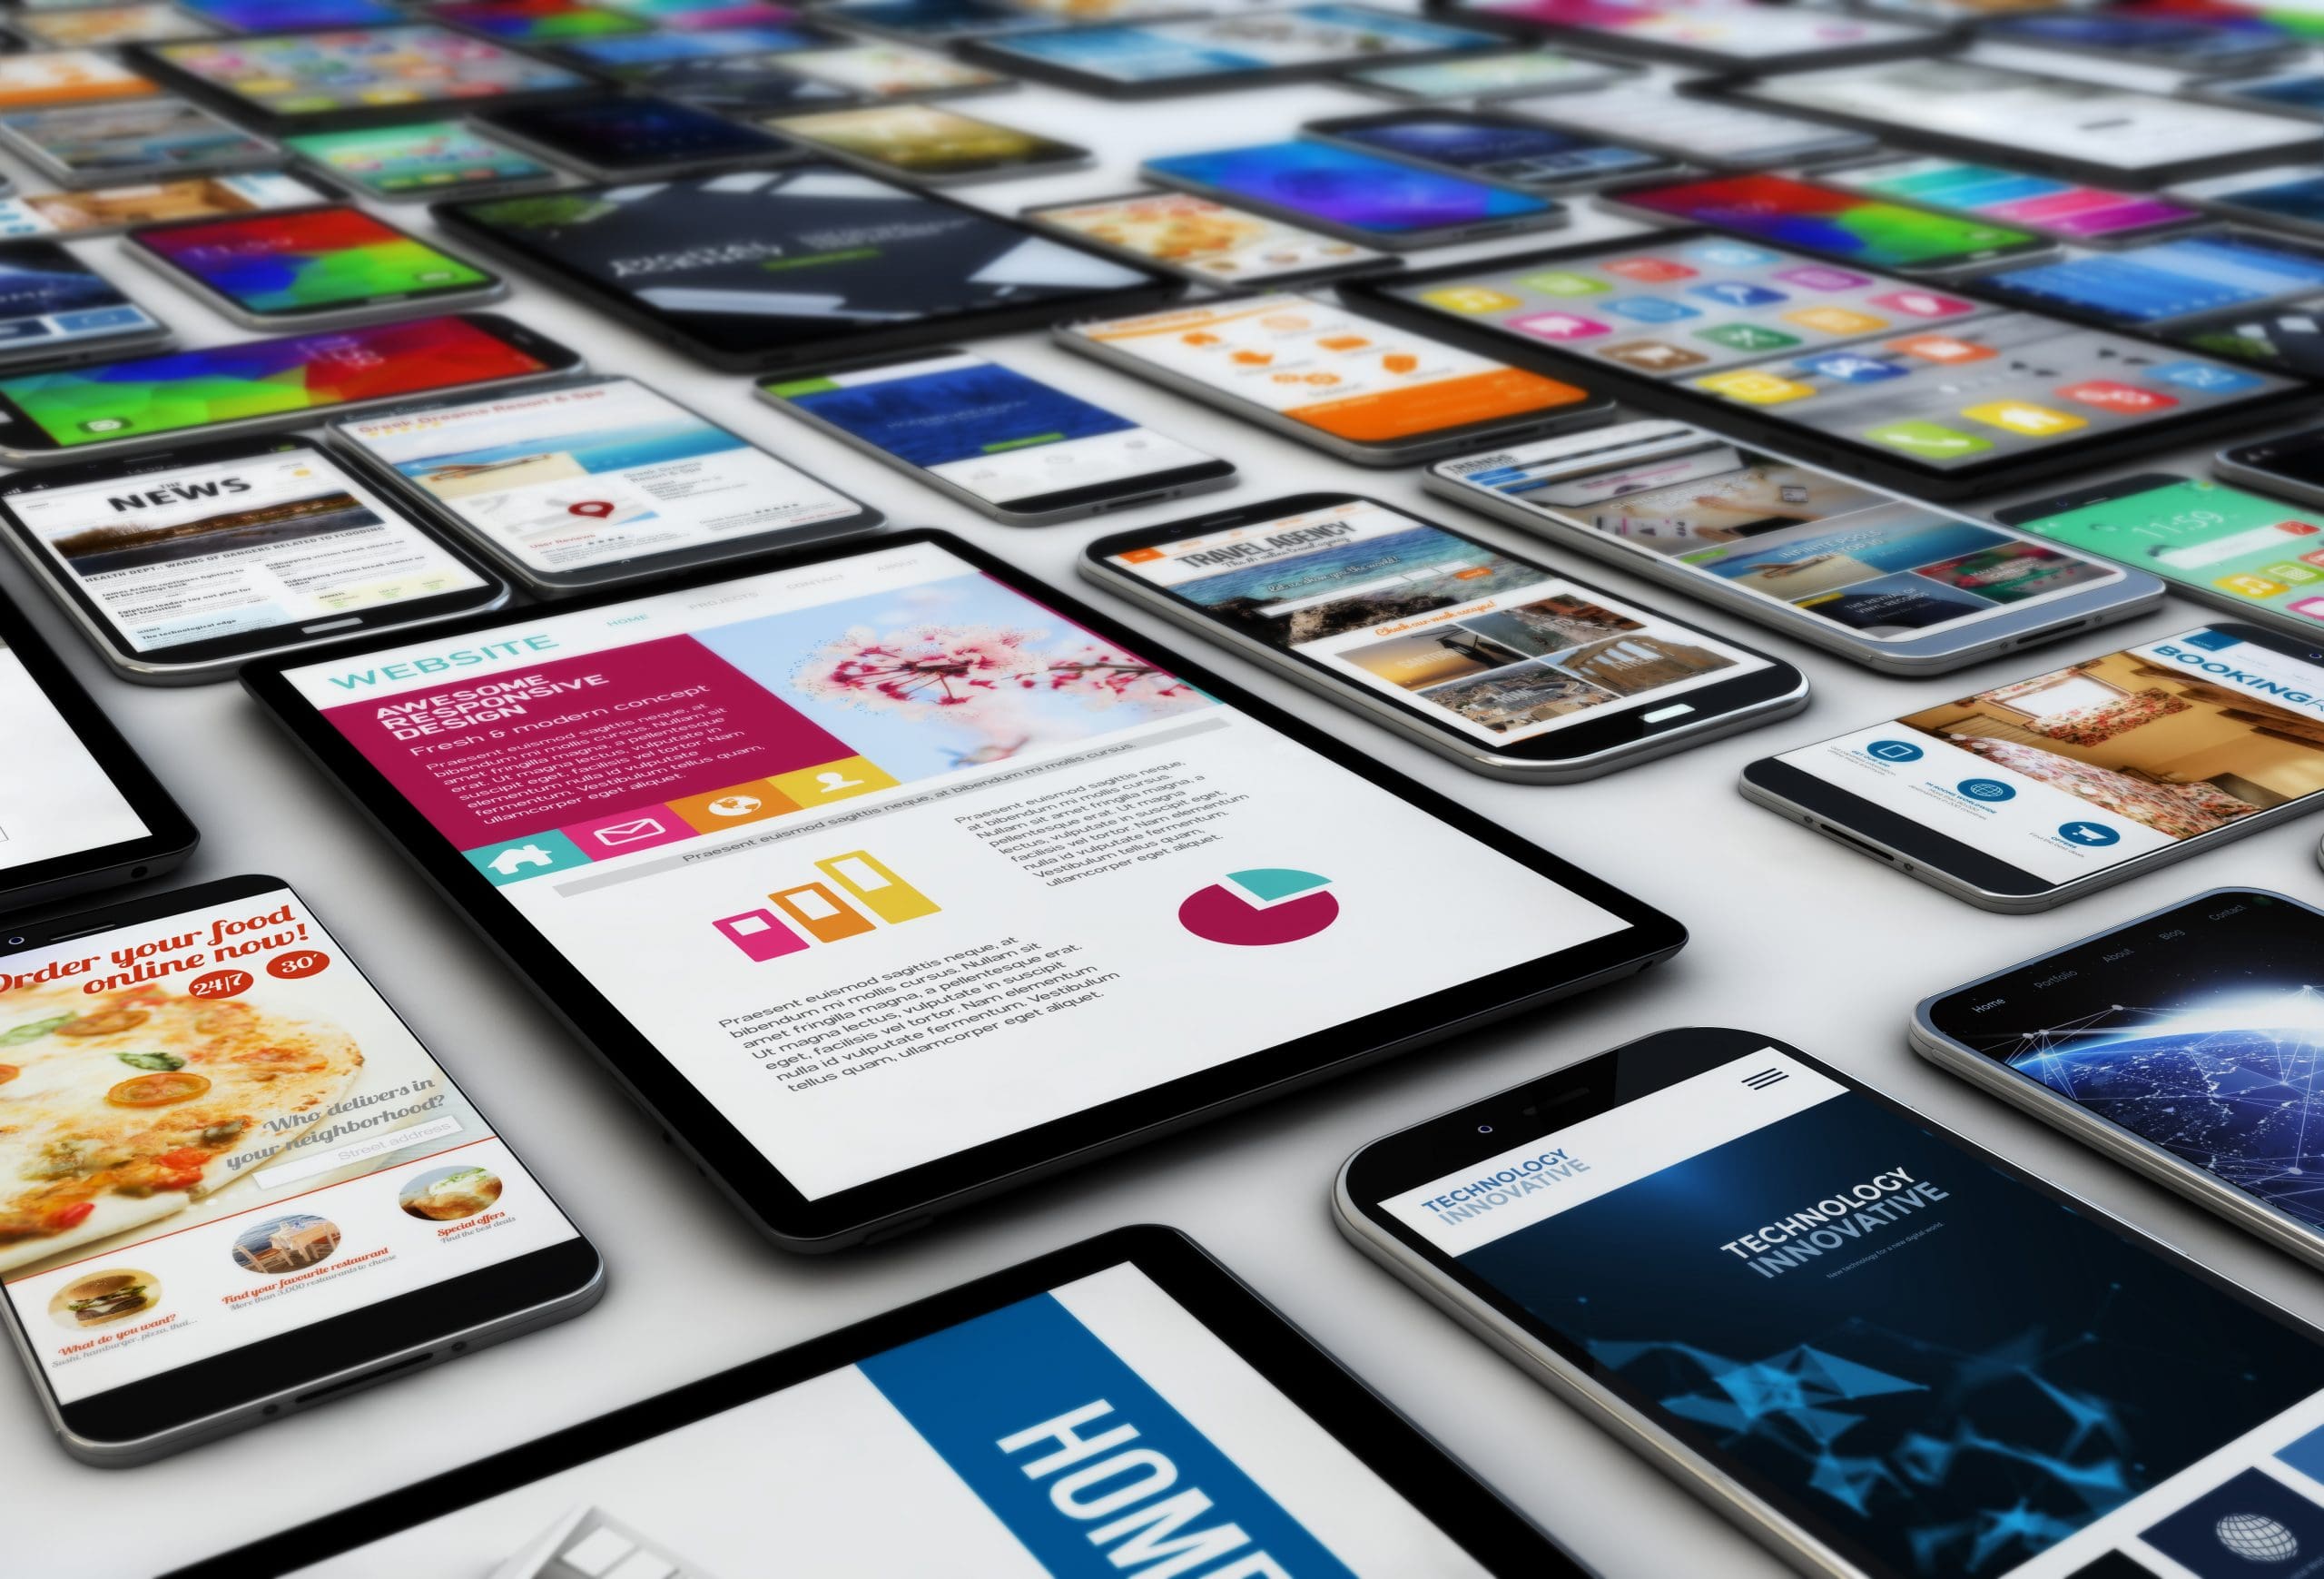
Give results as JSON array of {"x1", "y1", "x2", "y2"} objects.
[
  {"x1": 2290, "y1": 597, "x2": 2324, "y2": 622},
  {"x1": 562, "y1": 804, "x2": 694, "y2": 856},
  {"x1": 1511, "y1": 311, "x2": 1610, "y2": 341},
  {"x1": 1777, "y1": 264, "x2": 1869, "y2": 290},
  {"x1": 714, "y1": 909, "x2": 809, "y2": 962},
  {"x1": 1867, "y1": 289, "x2": 1973, "y2": 319}
]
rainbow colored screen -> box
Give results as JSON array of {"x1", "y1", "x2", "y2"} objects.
[
  {"x1": 137, "y1": 207, "x2": 491, "y2": 315},
  {"x1": 1620, "y1": 174, "x2": 2041, "y2": 271}
]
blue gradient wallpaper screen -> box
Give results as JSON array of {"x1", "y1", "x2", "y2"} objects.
[{"x1": 1147, "y1": 141, "x2": 1554, "y2": 233}]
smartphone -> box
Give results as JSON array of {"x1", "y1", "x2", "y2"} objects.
[
  {"x1": 124, "y1": 204, "x2": 506, "y2": 331},
  {"x1": 2171, "y1": 165, "x2": 2324, "y2": 242},
  {"x1": 1142, "y1": 139, "x2": 1565, "y2": 251},
  {"x1": 1915, "y1": 887, "x2": 2324, "y2": 1271},
  {"x1": 0, "y1": 50, "x2": 158, "y2": 116},
  {"x1": 1498, "y1": 81, "x2": 1877, "y2": 170},
  {"x1": 1601, "y1": 172, "x2": 2056, "y2": 276},
  {"x1": 1998, "y1": 472, "x2": 2324, "y2": 643},
  {"x1": 0, "y1": 873, "x2": 602, "y2": 1464},
  {"x1": 478, "y1": 95, "x2": 799, "y2": 182},
  {"x1": 430, "y1": 0, "x2": 656, "y2": 42},
  {"x1": 1827, "y1": 155, "x2": 2206, "y2": 248},
  {"x1": 0, "y1": 170, "x2": 330, "y2": 240},
  {"x1": 763, "y1": 103, "x2": 1088, "y2": 184},
  {"x1": 1302, "y1": 107, "x2": 1680, "y2": 195},
  {"x1": 1342, "y1": 49, "x2": 1635, "y2": 103},
  {"x1": 765, "y1": 41, "x2": 1013, "y2": 101},
  {"x1": 1741, "y1": 620, "x2": 2324, "y2": 911},
  {"x1": 1019, "y1": 189, "x2": 1398, "y2": 289},
  {"x1": 555, "y1": 38, "x2": 860, "y2": 114},
  {"x1": 14, "y1": 4, "x2": 215, "y2": 49},
  {"x1": 1336, "y1": 1024, "x2": 2324, "y2": 1579},
  {"x1": 1981, "y1": 11, "x2": 2303, "y2": 73},
  {"x1": 330, "y1": 375, "x2": 883, "y2": 592},
  {"x1": 2189, "y1": 69, "x2": 2324, "y2": 123},
  {"x1": 281, "y1": 120, "x2": 557, "y2": 204},
  {"x1": 0, "y1": 313, "x2": 577, "y2": 465},
  {"x1": 1425, "y1": 419, "x2": 2161, "y2": 674},
  {"x1": 1059, "y1": 291, "x2": 1611, "y2": 465},
  {"x1": 0, "y1": 97, "x2": 278, "y2": 188},
  {"x1": 758, "y1": 350, "x2": 1234, "y2": 525},
  {"x1": 2220, "y1": 425, "x2": 2324, "y2": 513},
  {"x1": 0, "y1": 241, "x2": 169, "y2": 370},
  {"x1": 1979, "y1": 229, "x2": 2324, "y2": 330},
  {"x1": 1447, "y1": 0, "x2": 1938, "y2": 70}
]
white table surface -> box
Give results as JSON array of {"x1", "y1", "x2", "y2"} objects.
[{"x1": 11, "y1": 60, "x2": 2324, "y2": 1579}]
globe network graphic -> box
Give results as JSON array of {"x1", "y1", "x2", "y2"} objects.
[
  {"x1": 1177, "y1": 868, "x2": 1338, "y2": 946},
  {"x1": 2217, "y1": 1511, "x2": 2300, "y2": 1563}
]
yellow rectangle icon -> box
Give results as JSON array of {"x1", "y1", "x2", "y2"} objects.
[{"x1": 816, "y1": 850, "x2": 939, "y2": 924}]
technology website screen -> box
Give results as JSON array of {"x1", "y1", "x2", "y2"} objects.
[
  {"x1": 1778, "y1": 626, "x2": 2324, "y2": 883},
  {"x1": 0, "y1": 637, "x2": 146, "y2": 872},
  {"x1": 282, "y1": 1260, "x2": 1493, "y2": 1576},
  {"x1": 1111, "y1": 498, "x2": 1770, "y2": 744},
  {"x1": 0, "y1": 885, "x2": 580, "y2": 1406},
  {"x1": 6, "y1": 442, "x2": 487, "y2": 653},
  {"x1": 1379, "y1": 1046, "x2": 2324, "y2": 1577},
  {"x1": 279, "y1": 539, "x2": 1623, "y2": 1200}
]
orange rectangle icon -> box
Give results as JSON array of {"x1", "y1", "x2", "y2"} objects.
[
  {"x1": 768, "y1": 882, "x2": 874, "y2": 943},
  {"x1": 816, "y1": 851, "x2": 939, "y2": 924}
]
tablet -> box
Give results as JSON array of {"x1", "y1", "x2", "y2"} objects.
[
  {"x1": 1343, "y1": 229, "x2": 2304, "y2": 499},
  {"x1": 162, "y1": 1227, "x2": 1586, "y2": 1579},
  {"x1": 0, "y1": 580, "x2": 195, "y2": 909},
  {"x1": 434, "y1": 165, "x2": 1182, "y2": 372},
  {"x1": 242, "y1": 530, "x2": 1680, "y2": 1249},
  {"x1": 135, "y1": 25, "x2": 599, "y2": 133}
]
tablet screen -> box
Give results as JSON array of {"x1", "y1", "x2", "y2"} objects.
[{"x1": 271, "y1": 538, "x2": 1628, "y2": 1203}]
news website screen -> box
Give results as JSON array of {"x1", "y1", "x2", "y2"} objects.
[
  {"x1": 278, "y1": 539, "x2": 1623, "y2": 1200},
  {"x1": 0, "y1": 637, "x2": 147, "y2": 873},
  {"x1": 1380, "y1": 1048, "x2": 2324, "y2": 1578},
  {"x1": 0, "y1": 886, "x2": 579, "y2": 1406},
  {"x1": 5, "y1": 441, "x2": 487, "y2": 653},
  {"x1": 1110, "y1": 499, "x2": 1770, "y2": 744},
  {"x1": 283, "y1": 1259, "x2": 1494, "y2": 1576},
  {"x1": 1777, "y1": 627, "x2": 2324, "y2": 883}
]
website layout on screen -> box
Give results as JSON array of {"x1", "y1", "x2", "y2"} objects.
[
  {"x1": 0, "y1": 172, "x2": 328, "y2": 240},
  {"x1": 0, "y1": 887, "x2": 579, "y2": 1405},
  {"x1": 1076, "y1": 296, "x2": 1592, "y2": 444},
  {"x1": 1443, "y1": 430, "x2": 2123, "y2": 639},
  {"x1": 0, "y1": 641, "x2": 146, "y2": 872},
  {"x1": 0, "y1": 249, "x2": 159, "y2": 354},
  {"x1": 287, "y1": 1261, "x2": 1492, "y2": 1576},
  {"x1": 0, "y1": 51, "x2": 157, "y2": 113},
  {"x1": 1781, "y1": 627, "x2": 2324, "y2": 882},
  {"x1": 338, "y1": 380, "x2": 862, "y2": 574},
  {"x1": 8, "y1": 445, "x2": 487, "y2": 653},
  {"x1": 1032, "y1": 192, "x2": 1384, "y2": 285},
  {"x1": 1114, "y1": 499, "x2": 1768, "y2": 743},
  {"x1": 281, "y1": 540, "x2": 1620, "y2": 1199},
  {"x1": 1387, "y1": 235, "x2": 2291, "y2": 469},
  {"x1": 1382, "y1": 1047, "x2": 2324, "y2": 1578},
  {"x1": 3, "y1": 99, "x2": 271, "y2": 178},
  {"x1": 768, "y1": 354, "x2": 1212, "y2": 508}
]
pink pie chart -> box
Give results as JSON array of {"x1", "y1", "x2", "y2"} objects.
[{"x1": 1177, "y1": 868, "x2": 1338, "y2": 946}]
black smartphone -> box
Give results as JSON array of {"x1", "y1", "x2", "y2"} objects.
[
  {"x1": 0, "y1": 873, "x2": 604, "y2": 1464},
  {"x1": 478, "y1": 95, "x2": 802, "y2": 182},
  {"x1": 123, "y1": 204, "x2": 507, "y2": 331},
  {"x1": 1301, "y1": 105, "x2": 1684, "y2": 194},
  {"x1": 0, "y1": 238, "x2": 170, "y2": 370},
  {"x1": 1084, "y1": 492, "x2": 1808, "y2": 780},
  {"x1": 1597, "y1": 170, "x2": 2058, "y2": 276},
  {"x1": 1337, "y1": 1025, "x2": 2324, "y2": 1579}
]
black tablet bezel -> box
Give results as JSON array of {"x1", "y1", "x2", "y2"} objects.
[
  {"x1": 158, "y1": 1225, "x2": 1586, "y2": 1579},
  {"x1": 430, "y1": 165, "x2": 1187, "y2": 373},
  {"x1": 1339, "y1": 228, "x2": 2314, "y2": 500},
  {"x1": 0, "y1": 581, "x2": 194, "y2": 909},
  {"x1": 240, "y1": 528, "x2": 1685, "y2": 1251},
  {"x1": 1087, "y1": 490, "x2": 1807, "y2": 768}
]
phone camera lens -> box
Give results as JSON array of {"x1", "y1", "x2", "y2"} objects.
[
  {"x1": 1477, "y1": 1123, "x2": 1494, "y2": 1134},
  {"x1": 5, "y1": 936, "x2": 22, "y2": 947}
]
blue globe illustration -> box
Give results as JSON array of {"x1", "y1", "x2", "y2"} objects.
[{"x1": 2216, "y1": 1511, "x2": 2299, "y2": 1563}]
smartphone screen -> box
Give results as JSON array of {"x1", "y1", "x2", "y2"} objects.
[
  {"x1": 1983, "y1": 232, "x2": 2324, "y2": 326},
  {"x1": 1443, "y1": 427, "x2": 2123, "y2": 640},
  {"x1": 176, "y1": 0, "x2": 403, "y2": 25},
  {"x1": 0, "y1": 50, "x2": 158, "y2": 113},
  {"x1": 0, "y1": 439, "x2": 490, "y2": 656},
  {"x1": 1367, "y1": 1037, "x2": 2324, "y2": 1578},
  {"x1": 0, "y1": 98, "x2": 274, "y2": 182},
  {"x1": 0, "y1": 883, "x2": 583, "y2": 1408},
  {"x1": 2207, "y1": 71, "x2": 2324, "y2": 116},
  {"x1": 1450, "y1": 0, "x2": 1929, "y2": 62},
  {"x1": 1146, "y1": 142, "x2": 1559, "y2": 238},
  {"x1": 430, "y1": 0, "x2": 655, "y2": 39},
  {"x1": 983, "y1": 5, "x2": 1501, "y2": 86},
  {"x1": 1316, "y1": 113, "x2": 1673, "y2": 190},
  {"x1": 1984, "y1": 10, "x2": 2297, "y2": 66},
  {"x1": 147, "y1": 25, "x2": 594, "y2": 123},
  {"x1": 1612, "y1": 173, "x2": 2043, "y2": 271},
  {"x1": 15, "y1": 3, "x2": 214, "y2": 47},
  {"x1": 768, "y1": 42, "x2": 1009, "y2": 98},
  {"x1": 0, "y1": 172, "x2": 329, "y2": 241},
  {"x1": 554, "y1": 43, "x2": 855, "y2": 113},
  {"x1": 485, "y1": 96, "x2": 794, "y2": 173},
  {"x1": 2004, "y1": 476, "x2": 2324, "y2": 628},
  {"x1": 1072, "y1": 294, "x2": 1596, "y2": 448},
  {"x1": 1776, "y1": 625, "x2": 2324, "y2": 884},
  {"x1": 1830, "y1": 156, "x2": 2200, "y2": 242},
  {"x1": 282, "y1": 121, "x2": 556, "y2": 199},
  {"x1": 133, "y1": 206, "x2": 496, "y2": 320},
  {"x1": 1346, "y1": 50, "x2": 1629, "y2": 101},
  {"x1": 1108, "y1": 498, "x2": 1771, "y2": 745},
  {"x1": 767, "y1": 104, "x2": 1081, "y2": 179},
  {"x1": 1504, "y1": 83, "x2": 1873, "y2": 168},
  {"x1": 2176, "y1": 167, "x2": 2324, "y2": 231},
  {"x1": 0, "y1": 242, "x2": 162, "y2": 361},
  {"x1": 0, "y1": 317, "x2": 555, "y2": 450},
  {"x1": 763, "y1": 352, "x2": 1221, "y2": 514},
  {"x1": 333, "y1": 378, "x2": 872, "y2": 578},
  {"x1": 1025, "y1": 192, "x2": 1391, "y2": 287},
  {"x1": 0, "y1": 634, "x2": 150, "y2": 876}
]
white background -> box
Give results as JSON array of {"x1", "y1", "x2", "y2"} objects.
[{"x1": 12, "y1": 44, "x2": 2324, "y2": 1579}]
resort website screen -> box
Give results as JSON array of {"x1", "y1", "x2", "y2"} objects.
[
  {"x1": 1382, "y1": 1049, "x2": 2324, "y2": 1579},
  {"x1": 0, "y1": 888, "x2": 578, "y2": 1406},
  {"x1": 1112, "y1": 500, "x2": 1770, "y2": 745},
  {"x1": 1778, "y1": 627, "x2": 2324, "y2": 883},
  {"x1": 281, "y1": 540, "x2": 1622, "y2": 1200}
]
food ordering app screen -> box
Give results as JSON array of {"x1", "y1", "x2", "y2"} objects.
[
  {"x1": 1115, "y1": 500, "x2": 1769, "y2": 744},
  {"x1": 1782, "y1": 628, "x2": 2324, "y2": 883},
  {"x1": 282, "y1": 541, "x2": 1621, "y2": 1199},
  {"x1": 1383, "y1": 1049, "x2": 2324, "y2": 1578},
  {"x1": 1032, "y1": 192, "x2": 1383, "y2": 285},
  {"x1": 282, "y1": 1262, "x2": 1492, "y2": 1577},
  {"x1": 1386, "y1": 236, "x2": 2291, "y2": 470},
  {"x1": 0, "y1": 888, "x2": 578, "y2": 1405},
  {"x1": 1075, "y1": 295, "x2": 1593, "y2": 444},
  {"x1": 2013, "y1": 477, "x2": 2324, "y2": 627}
]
